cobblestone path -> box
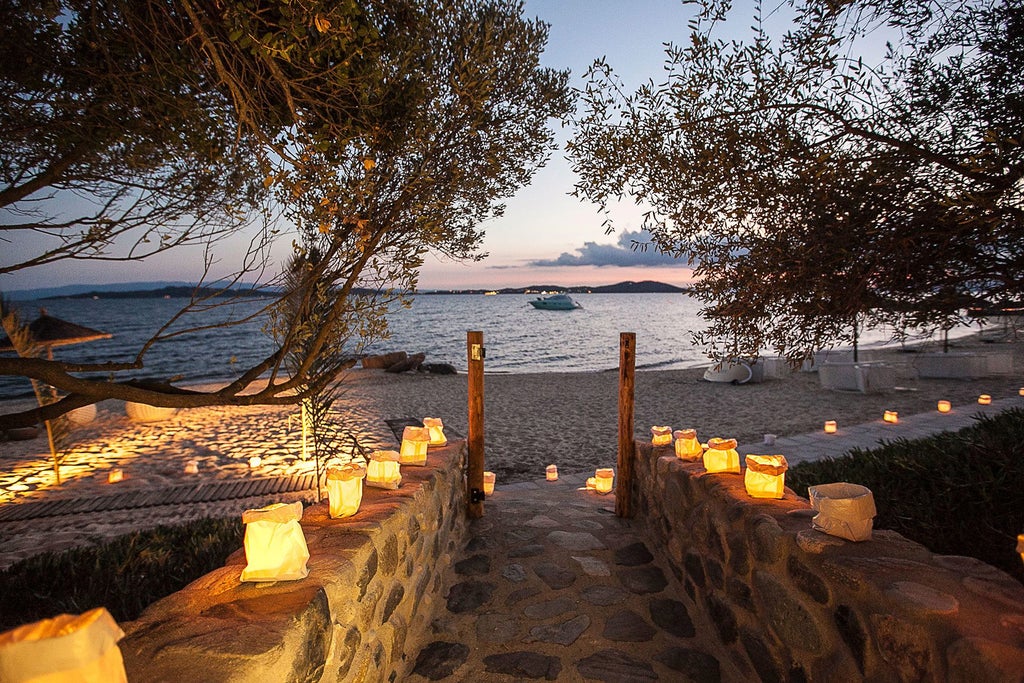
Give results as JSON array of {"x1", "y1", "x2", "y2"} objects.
[{"x1": 409, "y1": 472, "x2": 740, "y2": 682}]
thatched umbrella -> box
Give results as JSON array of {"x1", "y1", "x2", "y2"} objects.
[
  {"x1": 0, "y1": 308, "x2": 112, "y2": 359},
  {"x1": 0, "y1": 307, "x2": 112, "y2": 484}
]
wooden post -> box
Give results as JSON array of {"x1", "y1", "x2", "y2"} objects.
[
  {"x1": 467, "y1": 330, "x2": 485, "y2": 518},
  {"x1": 616, "y1": 332, "x2": 636, "y2": 517}
]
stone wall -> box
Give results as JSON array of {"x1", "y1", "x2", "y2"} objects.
[
  {"x1": 120, "y1": 442, "x2": 469, "y2": 682},
  {"x1": 632, "y1": 443, "x2": 1024, "y2": 683}
]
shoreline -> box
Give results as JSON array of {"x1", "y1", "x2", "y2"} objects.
[{"x1": 1, "y1": 332, "x2": 1022, "y2": 569}]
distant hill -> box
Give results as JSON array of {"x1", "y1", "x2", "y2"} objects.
[
  {"x1": 5, "y1": 281, "x2": 196, "y2": 301},
  {"x1": 422, "y1": 280, "x2": 689, "y2": 295},
  {"x1": 49, "y1": 285, "x2": 277, "y2": 300},
  {"x1": 7, "y1": 278, "x2": 688, "y2": 301}
]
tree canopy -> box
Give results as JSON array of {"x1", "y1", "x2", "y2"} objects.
[
  {"x1": 568, "y1": 0, "x2": 1023, "y2": 362},
  {"x1": 0, "y1": 0, "x2": 570, "y2": 428}
]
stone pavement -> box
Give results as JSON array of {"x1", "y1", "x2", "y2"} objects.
[
  {"x1": 737, "y1": 394, "x2": 1024, "y2": 465},
  {"x1": 408, "y1": 398, "x2": 1024, "y2": 682},
  {"x1": 409, "y1": 471, "x2": 742, "y2": 682}
]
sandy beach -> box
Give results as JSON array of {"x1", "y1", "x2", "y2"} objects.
[{"x1": 1, "y1": 331, "x2": 1022, "y2": 568}]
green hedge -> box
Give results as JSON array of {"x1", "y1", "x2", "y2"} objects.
[
  {"x1": 788, "y1": 408, "x2": 1024, "y2": 584},
  {"x1": 0, "y1": 517, "x2": 243, "y2": 632}
]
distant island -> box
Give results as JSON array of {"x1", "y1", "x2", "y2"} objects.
[
  {"x1": 44, "y1": 285, "x2": 278, "y2": 300},
  {"x1": 16, "y1": 279, "x2": 689, "y2": 300},
  {"x1": 421, "y1": 280, "x2": 690, "y2": 295}
]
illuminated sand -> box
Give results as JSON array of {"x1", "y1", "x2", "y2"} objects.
[{"x1": 1, "y1": 333, "x2": 1022, "y2": 568}]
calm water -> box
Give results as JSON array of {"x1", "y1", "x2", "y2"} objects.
[
  {"x1": 0, "y1": 293, "x2": 709, "y2": 399},
  {"x1": 1, "y1": 292, "x2": 968, "y2": 400}
]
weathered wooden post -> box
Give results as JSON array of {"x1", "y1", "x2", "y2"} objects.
[
  {"x1": 467, "y1": 330, "x2": 485, "y2": 518},
  {"x1": 617, "y1": 332, "x2": 636, "y2": 517}
]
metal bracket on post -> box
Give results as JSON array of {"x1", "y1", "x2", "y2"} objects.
[{"x1": 470, "y1": 488, "x2": 485, "y2": 504}]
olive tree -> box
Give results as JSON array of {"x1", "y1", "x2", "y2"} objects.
[
  {"x1": 568, "y1": 0, "x2": 1023, "y2": 363},
  {"x1": 0, "y1": 0, "x2": 571, "y2": 428}
]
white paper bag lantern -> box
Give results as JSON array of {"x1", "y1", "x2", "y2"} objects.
[
  {"x1": 651, "y1": 425, "x2": 673, "y2": 446},
  {"x1": 327, "y1": 464, "x2": 366, "y2": 518},
  {"x1": 824, "y1": 420, "x2": 837, "y2": 434},
  {"x1": 422, "y1": 417, "x2": 447, "y2": 447},
  {"x1": 703, "y1": 438, "x2": 740, "y2": 474},
  {"x1": 400, "y1": 426, "x2": 429, "y2": 466},
  {"x1": 483, "y1": 471, "x2": 496, "y2": 495},
  {"x1": 0, "y1": 607, "x2": 127, "y2": 683},
  {"x1": 367, "y1": 450, "x2": 402, "y2": 489},
  {"x1": 744, "y1": 455, "x2": 789, "y2": 499},
  {"x1": 184, "y1": 460, "x2": 199, "y2": 475},
  {"x1": 595, "y1": 468, "x2": 614, "y2": 494},
  {"x1": 240, "y1": 501, "x2": 310, "y2": 582},
  {"x1": 673, "y1": 429, "x2": 703, "y2": 460},
  {"x1": 808, "y1": 482, "x2": 876, "y2": 542},
  {"x1": 883, "y1": 410, "x2": 898, "y2": 424},
  {"x1": 978, "y1": 394, "x2": 992, "y2": 405},
  {"x1": 107, "y1": 469, "x2": 123, "y2": 484},
  {"x1": 546, "y1": 464, "x2": 558, "y2": 481}
]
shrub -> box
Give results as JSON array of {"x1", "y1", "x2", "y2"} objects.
[
  {"x1": 0, "y1": 517, "x2": 243, "y2": 631},
  {"x1": 788, "y1": 408, "x2": 1024, "y2": 584}
]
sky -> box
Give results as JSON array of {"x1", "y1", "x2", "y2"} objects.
[{"x1": 1, "y1": 0, "x2": 728, "y2": 294}]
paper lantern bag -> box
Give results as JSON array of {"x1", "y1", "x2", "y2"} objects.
[
  {"x1": 240, "y1": 501, "x2": 310, "y2": 582},
  {"x1": 808, "y1": 482, "x2": 876, "y2": 542},
  {"x1": 673, "y1": 429, "x2": 703, "y2": 460},
  {"x1": 744, "y1": 454, "x2": 789, "y2": 499},
  {"x1": 326, "y1": 465, "x2": 365, "y2": 518},
  {"x1": 0, "y1": 607, "x2": 127, "y2": 683},
  {"x1": 703, "y1": 438, "x2": 740, "y2": 474}
]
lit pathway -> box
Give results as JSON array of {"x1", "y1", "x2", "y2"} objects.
[
  {"x1": 409, "y1": 472, "x2": 741, "y2": 682},
  {"x1": 737, "y1": 395, "x2": 1024, "y2": 465},
  {"x1": 413, "y1": 397, "x2": 1024, "y2": 681}
]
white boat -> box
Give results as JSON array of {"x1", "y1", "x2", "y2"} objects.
[
  {"x1": 529, "y1": 294, "x2": 582, "y2": 310},
  {"x1": 703, "y1": 359, "x2": 753, "y2": 384}
]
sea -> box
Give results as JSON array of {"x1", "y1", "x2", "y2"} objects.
[{"x1": 0, "y1": 292, "x2": 967, "y2": 400}]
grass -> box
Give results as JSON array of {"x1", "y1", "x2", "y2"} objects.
[
  {"x1": 0, "y1": 516, "x2": 243, "y2": 632},
  {"x1": 788, "y1": 408, "x2": 1024, "y2": 585}
]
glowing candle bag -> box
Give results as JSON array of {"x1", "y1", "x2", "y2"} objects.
[
  {"x1": 808, "y1": 482, "x2": 876, "y2": 542},
  {"x1": 744, "y1": 455, "x2": 789, "y2": 499},
  {"x1": 978, "y1": 394, "x2": 992, "y2": 405},
  {"x1": 399, "y1": 426, "x2": 429, "y2": 466},
  {"x1": 673, "y1": 429, "x2": 703, "y2": 460},
  {"x1": 423, "y1": 417, "x2": 447, "y2": 447},
  {"x1": 937, "y1": 400, "x2": 951, "y2": 413},
  {"x1": 240, "y1": 502, "x2": 309, "y2": 582},
  {"x1": 327, "y1": 464, "x2": 366, "y2": 518},
  {"x1": 824, "y1": 421, "x2": 837, "y2": 434},
  {"x1": 883, "y1": 411, "x2": 898, "y2": 424},
  {"x1": 0, "y1": 607, "x2": 127, "y2": 683},
  {"x1": 483, "y1": 471, "x2": 496, "y2": 495},
  {"x1": 703, "y1": 438, "x2": 740, "y2": 474},
  {"x1": 595, "y1": 468, "x2": 614, "y2": 494},
  {"x1": 546, "y1": 464, "x2": 558, "y2": 481},
  {"x1": 367, "y1": 450, "x2": 402, "y2": 489},
  {"x1": 651, "y1": 425, "x2": 673, "y2": 446}
]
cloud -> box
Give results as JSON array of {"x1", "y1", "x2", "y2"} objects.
[{"x1": 528, "y1": 229, "x2": 682, "y2": 268}]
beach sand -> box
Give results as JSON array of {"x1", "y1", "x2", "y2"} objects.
[{"x1": 1, "y1": 331, "x2": 1022, "y2": 567}]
